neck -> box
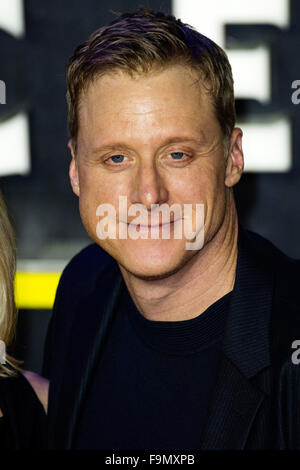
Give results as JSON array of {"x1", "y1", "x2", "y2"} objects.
[{"x1": 119, "y1": 193, "x2": 239, "y2": 321}]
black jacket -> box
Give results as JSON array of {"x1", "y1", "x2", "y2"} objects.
[{"x1": 42, "y1": 225, "x2": 300, "y2": 449}]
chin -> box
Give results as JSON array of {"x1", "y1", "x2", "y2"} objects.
[{"x1": 112, "y1": 238, "x2": 195, "y2": 281}]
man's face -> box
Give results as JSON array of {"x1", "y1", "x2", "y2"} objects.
[{"x1": 69, "y1": 65, "x2": 243, "y2": 279}]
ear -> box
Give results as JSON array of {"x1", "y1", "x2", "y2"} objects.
[
  {"x1": 225, "y1": 127, "x2": 244, "y2": 188},
  {"x1": 68, "y1": 139, "x2": 80, "y2": 197}
]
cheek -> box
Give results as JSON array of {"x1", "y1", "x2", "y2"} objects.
[
  {"x1": 179, "y1": 166, "x2": 226, "y2": 229},
  {"x1": 77, "y1": 171, "x2": 101, "y2": 234},
  {"x1": 79, "y1": 167, "x2": 112, "y2": 205},
  {"x1": 78, "y1": 196, "x2": 96, "y2": 238},
  {"x1": 199, "y1": 160, "x2": 226, "y2": 196},
  {"x1": 173, "y1": 165, "x2": 219, "y2": 203},
  {"x1": 77, "y1": 169, "x2": 126, "y2": 238}
]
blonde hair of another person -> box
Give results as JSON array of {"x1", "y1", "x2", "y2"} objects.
[{"x1": 0, "y1": 190, "x2": 22, "y2": 377}]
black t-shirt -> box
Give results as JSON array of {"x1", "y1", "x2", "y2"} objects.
[
  {"x1": 0, "y1": 371, "x2": 47, "y2": 449},
  {"x1": 74, "y1": 286, "x2": 231, "y2": 450}
]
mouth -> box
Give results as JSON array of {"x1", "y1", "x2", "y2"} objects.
[
  {"x1": 123, "y1": 219, "x2": 178, "y2": 226},
  {"x1": 135, "y1": 220, "x2": 175, "y2": 228},
  {"x1": 122, "y1": 219, "x2": 180, "y2": 234}
]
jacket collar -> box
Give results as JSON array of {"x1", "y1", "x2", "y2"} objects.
[
  {"x1": 223, "y1": 223, "x2": 273, "y2": 377},
  {"x1": 51, "y1": 224, "x2": 274, "y2": 449},
  {"x1": 199, "y1": 224, "x2": 274, "y2": 448}
]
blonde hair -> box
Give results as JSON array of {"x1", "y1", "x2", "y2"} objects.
[
  {"x1": 66, "y1": 8, "x2": 236, "y2": 148},
  {"x1": 0, "y1": 190, "x2": 22, "y2": 377}
]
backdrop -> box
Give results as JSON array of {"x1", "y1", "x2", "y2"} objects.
[{"x1": 0, "y1": 0, "x2": 299, "y2": 373}]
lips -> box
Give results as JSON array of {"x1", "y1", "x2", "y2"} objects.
[
  {"x1": 128, "y1": 220, "x2": 180, "y2": 234},
  {"x1": 134, "y1": 220, "x2": 175, "y2": 228},
  {"x1": 118, "y1": 218, "x2": 177, "y2": 225}
]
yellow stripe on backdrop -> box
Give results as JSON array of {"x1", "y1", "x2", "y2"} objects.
[{"x1": 14, "y1": 272, "x2": 61, "y2": 309}]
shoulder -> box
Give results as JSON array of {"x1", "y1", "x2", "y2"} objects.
[
  {"x1": 54, "y1": 242, "x2": 117, "y2": 318},
  {"x1": 55, "y1": 243, "x2": 116, "y2": 307},
  {"x1": 42, "y1": 243, "x2": 118, "y2": 378},
  {"x1": 21, "y1": 371, "x2": 49, "y2": 414},
  {"x1": 259, "y1": 232, "x2": 299, "y2": 300},
  {"x1": 243, "y1": 227, "x2": 299, "y2": 263},
  {"x1": 242, "y1": 228, "x2": 300, "y2": 288},
  {"x1": 51, "y1": 243, "x2": 112, "y2": 315},
  {"x1": 0, "y1": 370, "x2": 49, "y2": 418},
  {"x1": 245, "y1": 229, "x2": 300, "y2": 364},
  {"x1": 60, "y1": 242, "x2": 115, "y2": 286},
  {"x1": 238, "y1": 227, "x2": 300, "y2": 356}
]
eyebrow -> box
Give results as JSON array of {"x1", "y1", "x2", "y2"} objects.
[{"x1": 91, "y1": 136, "x2": 206, "y2": 155}]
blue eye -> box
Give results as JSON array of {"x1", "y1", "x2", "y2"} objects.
[
  {"x1": 170, "y1": 152, "x2": 185, "y2": 159},
  {"x1": 110, "y1": 155, "x2": 125, "y2": 163}
]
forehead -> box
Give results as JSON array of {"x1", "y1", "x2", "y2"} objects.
[{"x1": 77, "y1": 65, "x2": 220, "y2": 147}]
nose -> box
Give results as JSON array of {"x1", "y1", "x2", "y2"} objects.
[{"x1": 129, "y1": 160, "x2": 168, "y2": 210}]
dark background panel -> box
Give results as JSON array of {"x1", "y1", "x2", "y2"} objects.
[{"x1": 0, "y1": 0, "x2": 172, "y2": 261}]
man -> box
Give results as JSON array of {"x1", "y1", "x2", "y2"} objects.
[{"x1": 43, "y1": 8, "x2": 300, "y2": 449}]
